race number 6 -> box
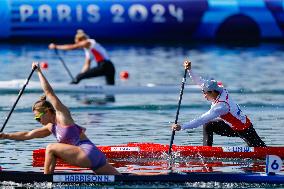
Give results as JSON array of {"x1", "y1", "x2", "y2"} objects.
[{"x1": 266, "y1": 155, "x2": 283, "y2": 174}]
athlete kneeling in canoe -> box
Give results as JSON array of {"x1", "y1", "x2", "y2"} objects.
[
  {"x1": 172, "y1": 60, "x2": 266, "y2": 147},
  {"x1": 0, "y1": 62, "x2": 120, "y2": 175},
  {"x1": 49, "y1": 29, "x2": 115, "y2": 85}
]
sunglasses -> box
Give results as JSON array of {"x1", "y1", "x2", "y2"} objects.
[{"x1": 34, "y1": 112, "x2": 45, "y2": 122}]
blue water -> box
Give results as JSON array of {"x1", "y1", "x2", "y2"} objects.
[{"x1": 1, "y1": 42, "x2": 284, "y2": 188}]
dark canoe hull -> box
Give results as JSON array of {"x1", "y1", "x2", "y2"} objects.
[{"x1": 1, "y1": 171, "x2": 284, "y2": 184}]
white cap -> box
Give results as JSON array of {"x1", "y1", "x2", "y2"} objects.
[{"x1": 201, "y1": 79, "x2": 223, "y2": 93}]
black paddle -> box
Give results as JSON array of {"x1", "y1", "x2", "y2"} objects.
[
  {"x1": 0, "y1": 66, "x2": 37, "y2": 132},
  {"x1": 54, "y1": 48, "x2": 75, "y2": 82},
  {"x1": 168, "y1": 68, "x2": 188, "y2": 154}
]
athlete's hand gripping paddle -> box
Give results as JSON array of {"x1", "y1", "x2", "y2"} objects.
[
  {"x1": 168, "y1": 65, "x2": 188, "y2": 154},
  {"x1": 54, "y1": 48, "x2": 75, "y2": 82},
  {"x1": 0, "y1": 66, "x2": 37, "y2": 132}
]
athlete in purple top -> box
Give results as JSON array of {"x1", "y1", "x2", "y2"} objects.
[{"x1": 0, "y1": 62, "x2": 120, "y2": 175}]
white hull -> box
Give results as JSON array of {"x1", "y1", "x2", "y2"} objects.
[{"x1": 0, "y1": 80, "x2": 200, "y2": 94}]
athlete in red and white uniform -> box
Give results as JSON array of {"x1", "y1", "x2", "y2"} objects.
[
  {"x1": 49, "y1": 30, "x2": 115, "y2": 85},
  {"x1": 172, "y1": 60, "x2": 266, "y2": 147}
]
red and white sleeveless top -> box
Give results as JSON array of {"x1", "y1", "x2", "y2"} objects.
[
  {"x1": 213, "y1": 89, "x2": 251, "y2": 131},
  {"x1": 84, "y1": 39, "x2": 109, "y2": 62}
]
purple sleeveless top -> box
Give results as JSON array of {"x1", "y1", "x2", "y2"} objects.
[{"x1": 51, "y1": 124, "x2": 86, "y2": 145}]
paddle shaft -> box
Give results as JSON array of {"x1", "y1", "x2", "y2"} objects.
[
  {"x1": 54, "y1": 48, "x2": 75, "y2": 81},
  {"x1": 168, "y1": 69, "x2": 188, "y2": 154},
  {"x1": 0, "y1": 67, "x2": 36, "y2": 132}
]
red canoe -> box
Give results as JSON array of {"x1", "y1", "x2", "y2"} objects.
[{"x1": 33, "y1": 142, "x2": 284, "y2": 160}]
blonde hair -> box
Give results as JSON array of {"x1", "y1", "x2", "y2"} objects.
[
  {"x1": 74, "y1": 29, "x2": 89, "y2": 42},
  {"x1": 32, "y1": 95, "x2": 55, "y2": 113}
]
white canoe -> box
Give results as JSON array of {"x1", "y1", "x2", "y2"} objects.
[{"x1": 0, "y1": 80, "x2": 201, "y2": 94}]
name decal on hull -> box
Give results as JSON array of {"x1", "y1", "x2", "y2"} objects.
[
  {"x1": 53, "y1": 175, "x2": 115, "y2": 183},
  {"x1": 222, "y1": 146, "x2": 254, "y2": 152},
  {"x1": 111, "y1": 147, "x2": 140, "y2": 151}
]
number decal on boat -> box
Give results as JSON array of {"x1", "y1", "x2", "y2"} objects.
[
  {"x1": 266, "y1": 155, "x2": 283, "y2": 174},
  {"x1": 222, "y1": 147, "x2": 254, "y2": 152},
  {"x1": 111, "y1": 147, "x2": 140, "y2": 151}
]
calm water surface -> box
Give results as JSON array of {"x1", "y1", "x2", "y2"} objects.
[{"x1": 0, "y1": 42, "x2": 284, "y2": 188}]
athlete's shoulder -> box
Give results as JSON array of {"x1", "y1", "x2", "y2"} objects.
[{"x1": 88, "y1": 38, "x2": 97, "y2": 44}]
